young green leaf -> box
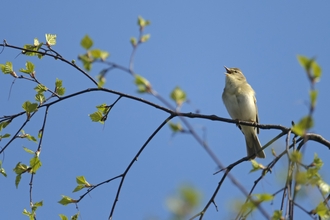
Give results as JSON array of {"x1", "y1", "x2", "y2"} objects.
[
  {"x1": 89, "y1": 104, "x2": 112, "y2": 124},
  {"x1": 180, "y1": 186, "x2": 200, "y2": 207},
  {"x1": 22, "y1": 42, "x2": 43, "y2": 58},
  {"x1": 97, "y1": 74, "x2": 106, "y2": 88},
  {"x1": 170, "y1": 86, "x2": 187, "y2": 106},
  {"x1": 130, "y1": 37, "x2": 137, "y2": 47},
  {"x1": 314, "y1": 201, "x2": 329, "y2": 218},
  {"x1": 0, "y1": 133, "x2": 10, "y2": 138},
  {"x1": 45, "y1": 34, "x2": 57, "y2": 46},
  {"x1": 137, "y1": 16, "x2": 146, "y2": 27},
  {"x1": 0, "y1": 64, "x2": 4, "y2": 73},
  {"x1": 20, "y1": 132, "x2": 38, "y2": 143},
  {"x1": 23, "y1": 146, "x2": 35, "y2": 154},
  {"x1": 309, "y1": 90, "x2": 318, "y2": 108},
  {"x1": 30, "y1": 157, "x2": 42, "y2": 173},
  {"x1": 78, "y1": 54, "x2": 93, "y2": 71},
  {"x1": 38, "y1": 130, "x2": 43, "y2": 139},
  {"x1": 90, "y1": 49, "x2": 109, "y2": 60},
  {"x1": 295, "y1": 171, "x2": 308, "y2": 185},
  {"x1": 271, "y1": 210, "x2": 283, "y2": 220},
  {"x1": 28, "y1": 134, "x2": 37, "y2": 142},
  {"x1": 292, "y1": 116, "x2": 314, "y2": 136},
  {"x1": 306, "y1": 167, "x2": 319, "y2": 184},
  {"x1": 254, "y1": 193, "x2": 274, "y2": 202},
  {"x1": 134, "y1": 74, "x2": 151, "y2": 93},
  {"x1": 312, "y1": 153, "x2": 323, "y2": 169},
  {"x1": 0, "y1": 120, "x2": 11, "y2": 131},
  {"x1": 0, "y1": 133, "x2": 10, "y2": 142},
  {"x1": 249, "y1": 159, "x2": 261, "y2": 173},
  {"x1": 76, "y1": 176, "x2": 89, "y2": 185},
  {"x1": 90, "y1": 49, "x2": 101, "y2": 58},
  {"x1": 168, "y1": 121, "x2": 183, "y2": 132},
  {"x1": 0, "y1": 161, "x2": 7, "y2": 177},
  {"x1": 81, "y1": 35, "x2": 93, "y2": 50},
  {"x1": 36, "y1": 90, "x2": 46, "y2": 102},
  {"x1": 22, "y1": 101, "x2": 38, "y2": 113},
  {"x1": 167, "y1": 185, "x2": 200, "y2": 217},
  {"x1": 22, "y1": 209, "x2": 33, "y2": 219},
  {"x1": 34, "y1": 38, "x2": 40, "y2": 46},
  {"x1": 140, "y1": 34, "x2": 150, "y2": 43},
  {"x1": 312, "y1": 61, "x2": 322, "y2": 81},
  {"x1": 34, "y1": 84, "x2": 48, "y2": 94},
  {"x1": 55, "y1": 78, "x2": 62, "y2": 87},
  {"x1": 318, "y1": 180, "x2": 330, "y2": 195},
  {"x1": 59, "y1": 214, "x2": 69, "y2": 220},
  {"x1": 96, "y1": 104, "x2": 111, "y2": 115},
  {"x1": 0, "y1": 167, "x2": 7, "y2": 177},
  {"x1": 35, "y1": 93, "x2": 46, "y2": 104},
  {"x1": 0, "y1": 61, "x2": 13, "y2": 74},
  {"x1": 89, "y1": 111, "x2": 103, "y2": 123},
  {"x1": 19, "y1": 61, "x2": 35, "y2": 74},
  {"x1": 33, "y1": 200, "x2": 43, "y2": 207},
  {"x1": 58, "y1": 195, "x2": 77, "y2": 206},
  {"x1": 56, "y1": 87, "x2": 66, "y2": 96},
  {"x1": 73, "y1": 184, "x2": 85, "y2": 193},
  {"x1": 22, "y1": 209, "x2": 29, "y2": 215},
  {"x1": 13, "y1": 162, "x2": 29, "y2": 175},
  {"x1": 137, "y1": 16, "x2": 150, "y2": 28},
  {"x1": 71, "y1": 213, "x2": 79, "y2": 220},
  {"x1": 15, "y1": 174, "x2": 22, "y2": 189},
  {"x1": 100, "y1": 51, "x2": 109, "y2": 60},
  {"x1": 29, "y1": 200, "x2": 43, "y2": 215},
  {"x1": 0, "y1": 61, "x2": 17, "y2": 77},
  {"x1": 297, "y1": 55, "x2": 322, "y2": 82},
  {"x1": 290, "y1": 150, "x2": 302, "y2": 163},
  {"x1": 22, "y1": 45, "x2": 35, "y2": 55},
  {"x1": 55, "y1": 78, "x2": 66, "y2": 96},
  {"x1": 297, "y1": 55, "x2": 313, "y2": 71},
  {"x1": 59, "y1": 213, "x2": 79, "y2": 220}
]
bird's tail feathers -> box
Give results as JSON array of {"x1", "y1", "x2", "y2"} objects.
[{"x1": 244, "y1": 128, "x2": 266, "y2": 159}]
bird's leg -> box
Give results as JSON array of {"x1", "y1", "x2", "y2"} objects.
[
  {"x1": 250, "y1": 120, "x2": 259, "y2": 133},
  {"x1": 234, "y1": 119, "x2": 242, "y2": 131}
]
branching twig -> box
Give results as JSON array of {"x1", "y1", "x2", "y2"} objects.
[
  {"x1": 0, "y1": 41, "x2": 98, "y2": 86},
  {"x1": 76, "y1": 174, "x2": 123, "y2": 202}
]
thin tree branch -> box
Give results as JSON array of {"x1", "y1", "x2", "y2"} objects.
[
  {"x1": 109, "y1": 114, "x2": 174, "y2": 220},
  {"x1": 76, "y1": 174, "x2": 123, "y2": 202}
]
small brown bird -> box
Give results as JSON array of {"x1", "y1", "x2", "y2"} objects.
[{"x1": 222, "y1": 66, "x2": 265, "y2": 159}]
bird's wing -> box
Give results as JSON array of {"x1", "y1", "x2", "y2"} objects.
[{"x1": 254, "y1": 96, "x2": 259, "y2": 134}]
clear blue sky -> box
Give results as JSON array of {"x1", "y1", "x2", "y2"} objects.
[{"x1": 1, "y1": 1, "x2": 330, "y2": 219}]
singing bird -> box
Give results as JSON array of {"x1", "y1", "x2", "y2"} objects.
[{"x1": 222, "y1": 66, "x2": 265, "y2": 159}]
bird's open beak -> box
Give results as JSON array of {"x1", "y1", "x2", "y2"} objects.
[{"x1": 224, "y1": 66, "x2": 230, "y2": 74}]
